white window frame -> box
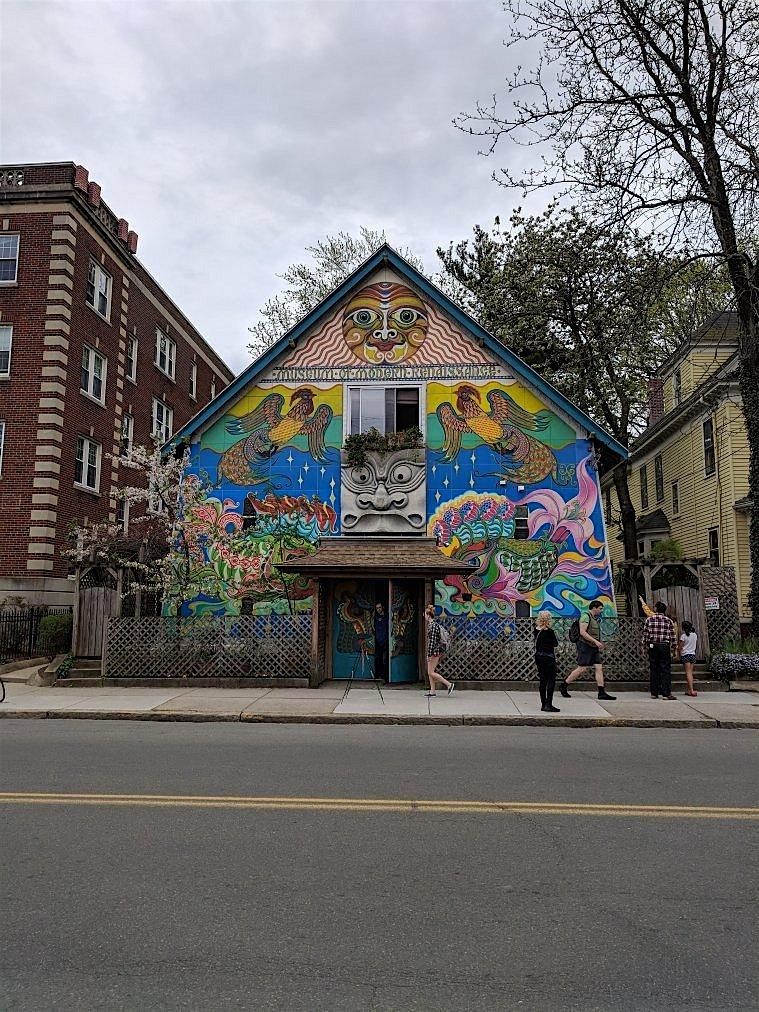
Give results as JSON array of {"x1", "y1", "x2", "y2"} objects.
[
  {"x1": 0, "y1": 234, "x2": 19, "y2": 284},
  {"x1": 126, "y1": 335, "x2": 138, "y2": 383},
  {"x1": 190, "y1": 361, "x2": 197, "y2": 400},
  {"x1": 80, "y1": 344, "x2": 107, "y2": 404},
  {"x1": 74, "y1": 435, "x2": 102, "y2": 492},
  {"x1": 86, "y1": 261, "x2": 112, "y2": 320},
  {"x1": 0, "y1": 420, "x2": 5, "y2": 476},
  {"x1": 152, "y1": 397, "x2": 173, "y2": 443},
  {"x1": 154, "y1": 328, "x2": 176, "y2": 380},
  {"x1": 210, "y1": 375, "x2": 216, "y2": 399},
  {"x1": 120, "y1": 412, "x2": 134, "y2": 456},
  {"x1": 671, "y1": 480, "x2": 680, "y2": 517},
  {"x1": 116, "y1": 497, "x2": 130, "y2": 533},
  {"x1": 344, "y1": 383, "x2": 424, "y2": 438},
  {"x1": 0, "y1": 324, "x2": 12, "y2": 377}
]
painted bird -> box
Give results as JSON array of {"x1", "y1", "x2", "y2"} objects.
[
  {"x1": 219, "y1": 387, "x2": 333, "y2": 486},
  {"x1": 436, "y1": 384, "x2": 572, "y2": 486}
]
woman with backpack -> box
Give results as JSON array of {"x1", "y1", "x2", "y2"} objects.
[
  {"x1": 534, "y1": 610, "x2": 560, "y2": 712},
  {"x1": 424, "y1": 604, "x2": 455, "y2": 697}
]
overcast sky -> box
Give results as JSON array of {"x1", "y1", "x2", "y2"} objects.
[{"x1": 2, "y1": 0, "x2": 535, "y2": 374}]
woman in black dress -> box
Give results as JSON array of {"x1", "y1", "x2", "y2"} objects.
[{"x1": 534, "y1": 610, "x2": 560, "y2": 712}]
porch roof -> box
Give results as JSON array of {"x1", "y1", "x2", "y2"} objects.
[{"x1": 276, "y1": 538, "x2": 474, "y2": 578}]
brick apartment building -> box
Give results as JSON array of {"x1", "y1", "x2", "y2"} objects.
[{"x1": 0, "y1": 162, "x2": 235, "y2": 604}]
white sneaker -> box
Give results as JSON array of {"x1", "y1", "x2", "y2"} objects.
[{"x1": 447, "y1": 683, "x2": 455, "y2": 696}]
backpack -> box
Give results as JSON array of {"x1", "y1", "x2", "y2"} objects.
[
  {"x1": 438, "y1": 623, "x2": 451, "y2": 652},
  {"x1": 568, "y1": 619, "x2": 581, "y2": 643}
]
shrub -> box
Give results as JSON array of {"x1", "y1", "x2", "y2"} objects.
[
  {"x1": 343, "y1": 427, "x2": 424, "y2": 468},
  {"x1": 709, "y1": 652, "x2": 759, "y2": 680},
  {"x1": 35, "y1": 613, "x2": 73, "y2": 658}
]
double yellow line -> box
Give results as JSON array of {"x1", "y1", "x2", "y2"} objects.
[{"x1": 0, "y1": 791, "x2": 757, "y2": 819}]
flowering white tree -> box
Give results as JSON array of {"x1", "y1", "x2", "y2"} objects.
[{"x1": 65, "y1": 443, "x2": 230, "y2": 610}]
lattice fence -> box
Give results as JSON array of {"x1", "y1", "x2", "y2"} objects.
[
  {"x1": 438, "y1": 616, "x2": 650, "y2": 682},
  {"x1": 105, "y1": 614, "x2": 312, "y2": 680},
  {"x1": 700, "y1": 567, "x2": 741, "y2": 650}
]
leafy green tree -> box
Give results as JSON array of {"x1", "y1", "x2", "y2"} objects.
[
  {"x1": 455, "y1": 0, "x2": 759, "y2": 623},
  {"x1": 438, "y1": 207, "x2": 730, "y2": 560},
  {"x1": 248, "y1": 228, "x2": 424, "y2": 357}
]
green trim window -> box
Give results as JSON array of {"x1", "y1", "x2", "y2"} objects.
[
  {"x1": 654, "y1": 454, "x2": 664, "y2": 503},
  {"x1": 671, "y1": 480, "x2": 679, "y2": 516}
]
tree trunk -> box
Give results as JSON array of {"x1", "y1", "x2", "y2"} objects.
[
  {"x1": 738, "y1": 349, "x2": 759, "y2": 634},
  {"x1": 613, "y1": 465, "x2": 638, "y2": 560}
]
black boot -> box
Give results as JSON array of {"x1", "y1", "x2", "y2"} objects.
[
  {"x1": 597, "y1": 687, "x2": 616, "y2": 701},
  {"x1": 559, "y1": 681, "x2": 571, "y2": 698}
]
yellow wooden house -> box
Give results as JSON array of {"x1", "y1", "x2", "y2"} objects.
[{"x1": 602, "y1": 312, "x2": 752, "y2": 626}]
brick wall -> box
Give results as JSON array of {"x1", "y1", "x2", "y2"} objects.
[{"x1": 0, "y1": 162, "x2": 234, "y2": 600}]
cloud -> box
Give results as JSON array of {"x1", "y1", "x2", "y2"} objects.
[{"x1": 2, "y1": 0, "x2": 534, "y2": 374}]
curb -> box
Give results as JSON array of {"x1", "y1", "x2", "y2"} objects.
[{"x1": 0, "y1": 708, "x2": 754, "y2": 729}]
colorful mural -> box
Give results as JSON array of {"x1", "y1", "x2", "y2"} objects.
[
  {"x1": 276, "y1": 278, "x2": 496, "y2": 370},
  {"x1": 342, "y1": 282, "x2": 428, "y2": 364},
  {"x1": 178, "y1": 491, "x2": 338, "y2": 616},
  {"x1": 429, "y1": 454, "x2": 613, "y2": 618},
  {"x1": 178, "y1": 265, "x2": 616, "y2": 626},
  {"x1": 427, "y1": 380, "x2": 576, "y2": 492}
]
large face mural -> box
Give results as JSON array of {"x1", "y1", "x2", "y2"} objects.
[
  {"x1": 341, "y1": 448, "x2": 426, "y2": 534},
  {"x1": 342, "y1": 282, "x2": 428, "y2": 365}
]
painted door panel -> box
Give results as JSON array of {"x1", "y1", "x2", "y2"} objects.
[
  {"x1": 389, "y1": 580, "x2": 419, "y2": 683},
  {"x1": 332, "y1": 579, "x2": 382, "y2": 679}
]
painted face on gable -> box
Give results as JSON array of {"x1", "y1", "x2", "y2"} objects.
[{"x1": 342, "y1": 282, "x2": 428, "y2": 365}]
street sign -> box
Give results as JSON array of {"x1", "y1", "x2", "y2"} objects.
[{"x1": 704, "y1": 596, "x2": 720, "y2": 610}]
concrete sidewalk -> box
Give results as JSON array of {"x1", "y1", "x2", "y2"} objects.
[{"x1": 1, "y1": 680, "x2": 758, "y2": 727}]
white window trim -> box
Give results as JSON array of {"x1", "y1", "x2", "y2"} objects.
[
  {"x1": 86, "y1": 261, "x2": 112, "y2": 321},
  {"x1": 190, "y1": 361, "x2": 197, "y2": 400},
  {"x1": 126, "y1": 336, "x2": 138, "y2": 383},
  {"x1": 154, "y1": 328, "x2": 176, "y2": 381},
  {"x1": 343, "y1": 382, "x2": 425, "y2": 439},
  {"x1": 0, "y1": 234, "x2": 20, "y2": 285},
  {"x1": 116, "y1": 497, "x2": 130, "y2": 533},
  {"x1": 0, "y1": 324, "x2": 12, "y2": 378},
  {"x1": 671, "y1": 480, "x2": 680, "y2": 517},
  {"x1": 0, "y1": 420, "x2": 5, "y2": 476},
  {"x1": 80, "y1": 343, "x2": 107, "y2": 405},
  {"x1": 120, "y1": 412, "x2": 134, "y2": 456},
  {"x1": 152, "y1": 397, "x2": 173, "y2": 443},
  {"x1": 74, "y1": 436, "x2": 102, "y2": 493},
  {"x1": 703, "y1": 417, "x2": 716, "y2": 478}
]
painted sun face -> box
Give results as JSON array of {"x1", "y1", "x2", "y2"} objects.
[{"x1": 342, "y1": 282, "x2": 428, "y2": 365}]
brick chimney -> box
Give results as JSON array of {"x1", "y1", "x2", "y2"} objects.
[
  {"x1": 117, "y1": 218, "x2": 129, "y2": 241},
  {"x1": 87, "y1": 181, "x2": 101, "y2": 207},
  {"x1": 648, "y1": 377, "x2": 664, "y2": 426},
  {"x1": 127, "y1": 231, "x2": 138, "y2": 254},
  {"x1": 73, "y1": 165, "x2": 89, "y2": 192}
]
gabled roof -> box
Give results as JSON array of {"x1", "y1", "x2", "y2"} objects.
[
  {"x1": 170, "y1": 245, "x2": 627, "y2": 460},
  {"x1": 636, "y1": 509, "x2": 671, "y2": 534}
]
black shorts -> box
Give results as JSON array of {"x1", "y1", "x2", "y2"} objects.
[{"x1": 576, "y1": 643, "x2": 602, "y2": 667}]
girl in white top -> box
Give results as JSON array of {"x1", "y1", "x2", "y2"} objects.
[{"x1": 678, "y1": 621, "x2": 698, "y2": 696}]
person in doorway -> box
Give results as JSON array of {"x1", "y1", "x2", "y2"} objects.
[
  {"x1": 678, "y1": 620, "x2": 699, "y2": 696},
  {"x1": 534, "y1": 611, "x2": 560, "y2": 712},
  {"x1": 373, "y1": 601, "x2": 389, "y2": 681},
  {"x1": 644, "y1": 601, "x2": 677, "y2": 699},
  {"x1": 560, "y1": 600, "x2": 617, "y2": 700},
  {"x1": 424, "y1": 604, "x2": 454, "y2": 697}
]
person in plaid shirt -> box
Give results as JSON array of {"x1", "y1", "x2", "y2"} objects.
[{"x1": 643, "y1": 601, "x2": 677, "y2": 699}]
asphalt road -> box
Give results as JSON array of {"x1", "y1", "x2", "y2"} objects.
[{"x1": 1, "y1": 722, "x2": 757, "y2": 1010}]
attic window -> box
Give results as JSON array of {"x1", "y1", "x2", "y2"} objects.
[{"x1": 348, "y1": 386, "x2": 420, "y2": 436}]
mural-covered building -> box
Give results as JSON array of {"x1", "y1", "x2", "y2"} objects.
[{"x1": 171, "y1": 247, "x2": 626, "y2": 683}]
